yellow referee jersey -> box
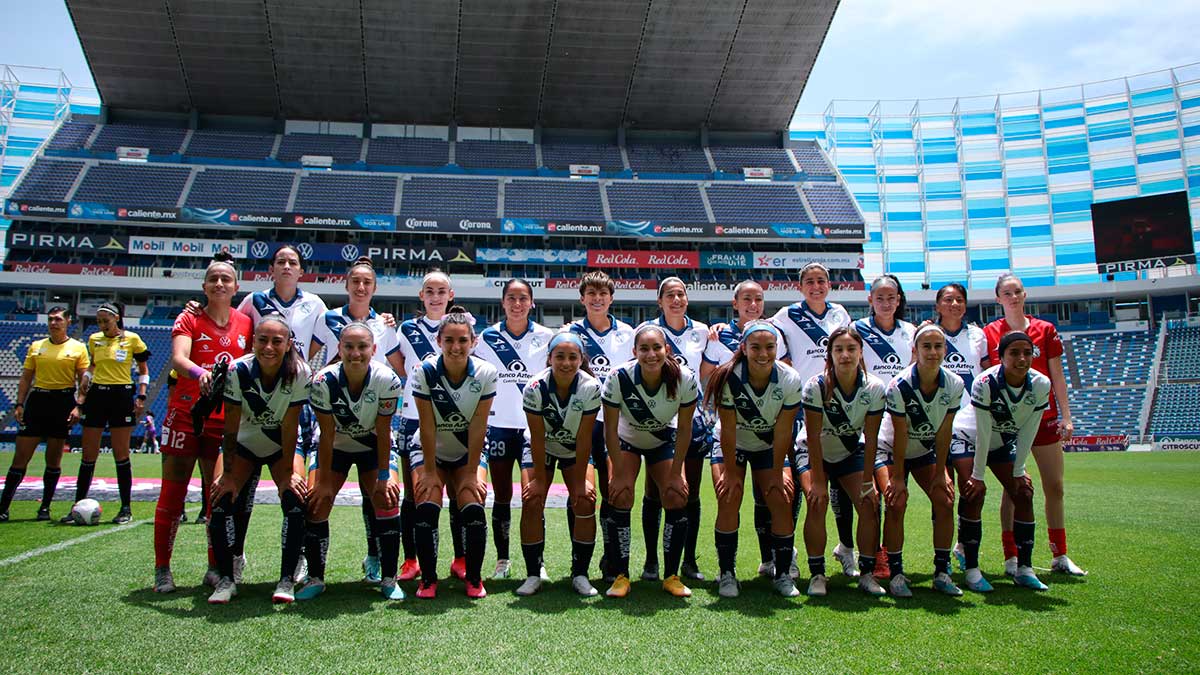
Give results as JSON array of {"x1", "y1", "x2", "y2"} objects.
[
  {"x1": 87, "y1": 330, "x2": 150, "y2": 385},
  {"x1": 23, "y1": 338, "x2": 89, "y2": 390}
]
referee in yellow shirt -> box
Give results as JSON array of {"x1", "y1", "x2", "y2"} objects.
[
  {"x1": 69, "y1": 302, "x2": 150, "y2": 524},
  {"x1": 0, "y1": 307, "x2": 89, "y2": 522}
]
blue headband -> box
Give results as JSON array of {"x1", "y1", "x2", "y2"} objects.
[
  {"x1": 549, "y1": 332, "x2": 584, "y2": 352},
  {"x1": 741, "y1": 322, "x2": 779, "y2": 340}
]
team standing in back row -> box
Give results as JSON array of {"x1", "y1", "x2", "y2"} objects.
[{"x1": 0, "y1": 248, "x2": 1089, "y2": 604}]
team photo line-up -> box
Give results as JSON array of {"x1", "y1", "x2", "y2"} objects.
[{"x1": 0, "y1": 245, "x2": 1090, "y2": 604}]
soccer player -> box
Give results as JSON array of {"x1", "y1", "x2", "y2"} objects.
[
  {"x1": 153, "y1": 253, "x2": 253, "y2": 593},
  {"x1": 797, "y1": 327, "x2": 887, "y2": 597},
  {"x1": 410, "y1": 307, "x2": 498, "y2": 599},
  {"x1": 0, "y1": 307, "x2": 89, "y2": 523},
  {"x1": 771, "y1": 262, "x2": 857, "y2": 579},
  {"x1": 69, "y1": 302, "x2": 150, "y2": 525},
  {"x1": 309, "y1": 256, "x2": 405, "y2": 583},
  {"x1": 985, "y1": 274, "x2": 1086, "y2": 576},
  {"x1": 516, "y1": 332, "x2": 603, "y2": 597},
  {"x1": 602, "y1": 324, "x2": 699, "y2": 599},
  {"x1": 298, "y1": 322, "x2": 404, "y2": 601},
  {"x1": 206, "y1": 314, "x2": 312, "y2": 604},
  {"x1": 878, "y1": 323, "x2": 964, "y2": 597},
  {"x1": 703, "y1": 321, "x2": 803, "y2": 598},
  {"x1": 855, "y1": 274, "x2": 916, "y2": 580},
  {"x1": 475, "y1": 279, "x2": 554, "y2": 580},
  {"x1": 568, "y1": 271, "x2": 635, "y2": 580},
  {"x1": 394, "y1": 270, "x2": 455, "y2": 582},
  {"x1": 637, "y1": 277, "x2": 710, "y2": 582},
  {"x1": 960, "y1": 331, "x2": 1052, "y2": 592}
]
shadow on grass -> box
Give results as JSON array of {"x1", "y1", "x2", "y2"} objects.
[{"x1": 123, "y1": 581, "x2": 379, "y2": 622}]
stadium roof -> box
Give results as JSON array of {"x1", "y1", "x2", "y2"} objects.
[{"x1": 65, "y1": 0, "x2": 839, "y2": 131}]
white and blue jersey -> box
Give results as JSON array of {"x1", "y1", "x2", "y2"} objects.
[
  {"x1": 969, "y1": 365, "x2": 1051, "y2": 480},
  {"x1": 237, "y1": 288, "x2": 327, "y2": 357},
  {"x1": 880, "y1": 365, "x2": 964, "y2": 460},
  {"x1": 943, "y1": 323, "x2": 988, "y2": 438},
  {"x1": 855, "y1": 316, "x2": 915, "y2": 384},
  {"x1": 475, "y1": 321, "x2": 554, "y2": 429},
  {"x1": 222, "y1": 354, "x2": 312, "y2": 458},
  {"x1": 772, "y1": 302, "x2": 852, "y2": 383},
  {"x1": 717, "y1": 361, "x2": 804, "y2": 453},
  {"x1": 409, "y1": 355, "x2": 498, "y2": 461},
  {"x1": 396, "y1": 316, "x2": 441, "y2": 421},
  {"x1": 568, "y1": 314, "x2": 635, "y2": 422},
  {"x1": 640, "y1": 315, "x2": 709, "y2": 373},
  {"x1": 601, "y1": 361, "x2": 700, "y2": 451},
  {"x1": 522, "y1": 368, "x2": 603, "y2": 460},
  {"x1": 309, "y1": 361, "x2": 402, "y2": 453},
  {"x1": 702, "y1": 318, "x2": 744, "y2": 368},
  {"x1": 311, "y1": 305, "x2": 400, "y2": 367},
  {"x1": 798, "y1": 371, "x2": 887, "y2": 464}
]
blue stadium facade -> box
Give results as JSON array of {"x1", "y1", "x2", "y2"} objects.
[{"x1": 793, "y1": 62, "x2": 1200, "y2": 290}]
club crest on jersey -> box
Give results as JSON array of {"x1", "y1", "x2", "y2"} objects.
[
  {"x1": 1024, "y1": 393, "x2": 1036, "y2": 405},
  {"x1": 1033, "y1": 345, "x2": 1042, "y2": 357},
  {"x1": 237, "y1": 335, "x2": 246, "y2": 349},
  {"x1": 570, "y1": 400, "x2": 585, "y2": 411},
  {"x1": 363, "y1": 389, "x2": 377, "y2": 403},
  {"x1": 939, "y1": 392, "x2": 952, "y2": 406},
  {"x1": 770, "y1": 388, "x2": 784, "y2": 401},
  {"x1": 469, "y1": 380, "x2": 482, "y2": 393}
]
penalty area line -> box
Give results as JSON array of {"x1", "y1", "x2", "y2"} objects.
[{"x1": 0, "y1": 520, "x2": 146, "y2": 568}]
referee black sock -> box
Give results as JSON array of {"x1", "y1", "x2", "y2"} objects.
[
  {"x1": 279, "y1": 490, "x2": 306, "y2": 581},
  {"x1": 400, "y1": 498, "x2": 417, "y2": 561},
  {"x1": 461, "y1": 503, "x2": 487, "y2": 584},
  {"x1": 304, "y1": 519, "x2": 330, "y2": 581},
  {"x1": 40, "y1": 467, "x2": 61, "y2": 511},
  {"x1": 114, "y1": 459, "x2": 132, "y2": 509},
  {"x1": 662, "y1": 507, "x2": 689, "y2": 578},
  {"x1": 1014, "y1": 519, "x2": 1036, "y2": 569},
  {"x1": 642, "y1": 496, "x2": 662, "y2": 569},
  {"x1": 75, "y1": 460, "x2": 96, "y2": 503},
  {"x1": 960, "y1": 516, "x2": 982, "y2": 570},
  {"x1": 715, "y1": 528, "x2": 738, "y2": 575},
  {"x1": 684, "y1": 498, "x2": 701, "y2": 566},
  {"x1": 448, "y1": 498, "x2": 465, "y2": 559},
  {"x1": 830, "y1": 481, "x2": 855, "y2": 550},
  {"x1": 415, "y1": 502, "x2": 441, "y2": 584},
  {"x1": 571, "y1": 538, "x2": 595, "y2": 578},
  {"x1": 1, "y1": 467, "x2": 26, "y2": 514},
  {"x1": 492, "y1": 502, "x2": 512, "y2": 561},
  {"x1": 232, "y1": 468, "x2": 258, "y2": 557},
  {"x1": 522, "y1": 540, "x2": 544, "y2": 579},
  {"x1": 209, "y1": 494, "x2": 236, "y2": 580}
]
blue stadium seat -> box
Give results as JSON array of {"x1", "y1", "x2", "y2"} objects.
[
  {"x1": 184, "y1": 130, "x2": 276, "y2": 160},
  {"x1": 185, "y1": 169, "x2": 295, "y2": 211},
  {"x1": 90, "y1": 124, "x2": 187, "y2": 156},
  {"x1": 626, "y1": 144, "x2": 711, "y2": 174},
  {"x1": 709, "y1": 146, "x2": 797, "y2": 175},
  {"x1": 293, "y1": 173, "x2": 396, "y2": 214},
  {"x1": 791, "y1": 142, "x2": 836, "y2": 179},
  {"x1": 8, "y1": 159, "x2": 86, "y2": 201},
  {"x1": 541, "y1": 143, "x2": 625, "y2": 173},
  {"x1": 367, "y1": 137, "x2": 449, "y2": 167},
  {"x1": 455, "y1": 140, "x2": 536, "y2": 170},
  {"x1": 400, "y1": 177, "x2": 498, "y2": 218},
  {"x1": 706, "y1": 183, "x2": 810, "y2": 223},
  {"x1": 45, "y1": 121, "x2": 95, "y2": 151},
  {"x1": 73, "y1": 163, "x2": 192, "y2": 208},
  {"x1": 276, "y1": 133, "x2": 363, "y2": 164},
  {"x1": 606, "y1": 182, "x2": 709, "y2": 222},
  {"x1": 802, "y1": 183, "x2": 862, "y2": 224},
  {"x1": 504, "y1": 180, "x2": 604, "y2": 220}
]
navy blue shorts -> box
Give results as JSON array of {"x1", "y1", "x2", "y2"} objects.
[
  {"x1": 486, "y1": 426, "x2": 530, "y2": 463},
  {"x1": 234, "y1": 444, "x2": 283, "y2": 468},
  {"x1": 685, "y1": 415, "x2": 712, "y2": 460},
  {"x1": 823, "y1": 450, "x2": 865, "y2": 481},
  {"x1": 896, "y1": 449, "x2": 938, "y2": 480},
  {"x1": 618, "y1": 439, "x2": 674, "y2": 465},
  {"x1": 330, "y1": 448, "x2": 378, "y2": 476},
  {"x1": 736, "y1": 448, "x2": 776, "y2": 472},
  {"x1": 435, "y1": 454, "x2": 470, "y2": 473},
  {"x1": 986, "y1": 445, "x2": 1016, "y2": 466},
  {"x1": 544, "y1": 453, "x2": 578, "y2": 473}
]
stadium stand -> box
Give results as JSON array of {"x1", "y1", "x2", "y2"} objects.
[
  {"x1": 399, "y1": 177, "x2": 498, "y2": 218},
  {"x1": 366, "y1": 137, "x2": 449, "y2": 167},
  {"x1": 293, "y1": 172, "x2": 397, "y2": 214},
  {"x1": 45, "y1": 121, "x2": 94, "y2": 151},
  {"x1": 1150, "y1": 384, "x2": 1200, "y2": 436},
  {"x1": 1068, "y1": 388, "x2": 1144, "y2": 437},
  {"x1": 72, "y1": 163, "x2": 192, "y2": 208},
  {"x1": 540, "y1": 143, "x2": 625, "y2": 173},
  {"x1": 90, "y1": 124, "x2": 187, "y2": 156},
  {"x1": 183, "y1": 130, "x2": 276, "y2": 161},
  {"x1": 705, "y1": 183, "x2": 811, "y2": 223},
  {"x1": 709, "y1": 146, "x2": 797, "y2": 176},
  {"x1": 803, "y1": 183, "x2": 863, "y2": 224},
  {"x1": 605, "y1": 182, "x2": 709, "y2": 222},
  {"x1": 1163, "y1": 325, "x2": 1200, "y2": 380},
  {"x1": 790, "y1": 142, "x2": 836, "y2": 179},
  {"x1": 8, "y1": 159, "x2": 85, "y2": 201},
  {"x1": 1067, "y1": 331, "x2": 1156, "y2": 387},
  {"x1": 626, "y1": 144, "x2": 711, "y2": 174},
  {"x1": 504, "y1": 180, "x2": 605, "y2": 220},
  {"x1": 276, "y1": 133, "x2": 363, "y2": 165},
  {"x1": 183, "y1": 169, "x2": 295, "y2": 211},
  {"x1": 455, "y1": 140, "x2": 537, "y2": 170}
]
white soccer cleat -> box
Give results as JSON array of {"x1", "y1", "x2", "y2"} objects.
[
  {"x1": 1003, "y1": 556, "x2": 1018, "y2": 577},
  {"x1": 789, "y1": 548, "x2": 801, "y2": 580},
  {"x1": 717, "y1": 571, "x2": 740, "y2": 598},
  {"x1": 207, "y1": 577, "x2": 237, "y2": 604},
  {"x1": 272, "y1": 577, "x2": 296, "y2": 604},
  {"x1": 515, "y1": 576, "x2": 543, "y2": 596},
  {"x1": 833, "y1": 543, "x2": 860, "y2": 578},
  {"x1": 233, "y1": 554, "x2": 247, "y2": 584},
  {"x1": 571, "y1": 575, "x2": 598, "y2": 597},
  {"x1": 756, "y1": 561, "x2": 775, "y2": 579},
  {"x1": 539, "y1": 564, "x2": 551, "y2": 582},
  {"x1": 858, "y1": 573, "x2": 886, "y2": 597},
  {"x1": 1051, "y1": 555, "x2": 1088, "y2": 576},
  {"x1": 294, "y1": 556, "x2": 308, "y2": 584},
  {"x1": 932, "y1": 572, "x2": 963, "y2": 597},
  {"x1": 806, "y1": 574, "x2": 828, "y2": 597},
  {"x1": 773, "y1": 576, "x2": 800, "y2": 598},
  {"x1": 889, "y1": 573, "x2": 913, "y2": 598},
  {"x1": 493, "y1": 559, "x2": 512, "y2": 580}
]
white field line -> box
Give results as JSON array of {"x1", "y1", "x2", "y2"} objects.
[{"x1": 0, "y1": 520, "x2": 145, "y2": 568}]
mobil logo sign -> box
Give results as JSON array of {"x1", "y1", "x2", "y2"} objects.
[{"x1": 587, "y1": 250, "x2": 699, "y2": 269}]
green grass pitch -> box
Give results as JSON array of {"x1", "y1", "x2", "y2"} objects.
[{"x1": 0, "y1": 451, "x2": 1197, "y2": 674}]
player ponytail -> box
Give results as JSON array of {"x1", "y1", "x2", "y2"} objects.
[
  {"x1": 703, "y1": 320, "x2": 777, "y2": 413},
  {"x1": 438, "y1": 305, "x2": 476, "y2": 337}
]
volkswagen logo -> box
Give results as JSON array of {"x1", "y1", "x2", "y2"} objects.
[
  {"x1": 250, "y1": 241, "x2": 270, "y2": 259},
  {"x1": 297, "y1": 242, "x2": 313, "y2": 260},
  {"x1": 341, "y1": 244, "x2": 360, "y2": 262}
]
